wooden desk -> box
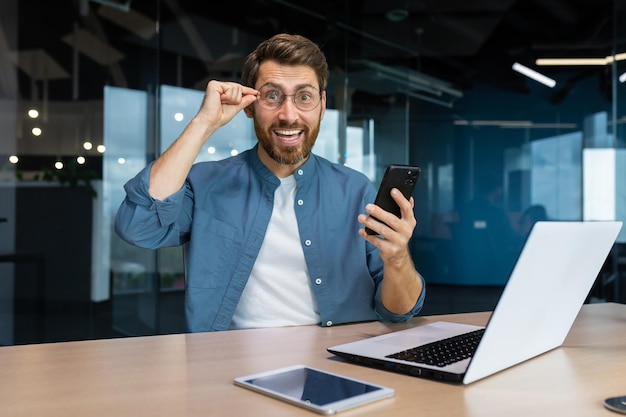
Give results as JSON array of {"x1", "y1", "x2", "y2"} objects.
[{"x1": 1, "y1": 303, "x2": 625, "y2": 417}]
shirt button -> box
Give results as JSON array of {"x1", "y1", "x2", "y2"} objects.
[
  {"x1": 297, "y1": 199, "x2": 304, "y2": 206},
  {"x1": 315, "y1": 278, "x2": 322, "y2": 285},
  {"x1": 297, "y1": 169, "x2": 304, "y2": 176},
  {"x1": 304, "y1": 239, "x2": 312, "y2": 246},
  {"x1": 326, "y1": 321, "x2": 333, "y2": 327}
]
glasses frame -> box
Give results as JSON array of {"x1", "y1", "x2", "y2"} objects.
[{"x1": 255, "y1": 84, "x2": 322, "y2": 112}]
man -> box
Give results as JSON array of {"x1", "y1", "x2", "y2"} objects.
[{"x1": 115, "y1": 33, "x2": 425, "y2": 332}]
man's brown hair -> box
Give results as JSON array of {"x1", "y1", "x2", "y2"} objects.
[{"x1": 242, "y1": 33, "x2": 329, "y2": 91}]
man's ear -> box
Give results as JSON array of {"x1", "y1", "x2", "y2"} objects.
[{"x1": 243, "y1": 105, "x2": 254, "y2": 118}]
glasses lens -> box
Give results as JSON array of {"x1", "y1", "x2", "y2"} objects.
[
  {"x1": 258, "y1": 87, "x2": 283, "y2": 109},
  {"x1": 294, "y1": 87, "x2": 319, "y2": 110},
  {"x1": 257, "y1": 86, "x2": 320, "y2": 111}
]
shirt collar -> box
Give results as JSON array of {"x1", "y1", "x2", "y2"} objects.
[{"x1": 247, "y1": 144, "x2": 319, "y2": 186}]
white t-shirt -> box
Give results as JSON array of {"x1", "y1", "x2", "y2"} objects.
[{"x1": 230, "y1": 175, "x2": 320, "y2": 329}]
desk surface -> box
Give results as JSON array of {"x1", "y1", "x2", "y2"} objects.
[{"x1": 1, "y1": 303, "x2": 625, "y2": 417}]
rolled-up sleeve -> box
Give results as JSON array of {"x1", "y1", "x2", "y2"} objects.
[
  {"x1": 114, "y1": 162, "x2": 191, "y2": 249},
  {"x1": 373, "y1": 273, "x2": 426, "y2": 322}
]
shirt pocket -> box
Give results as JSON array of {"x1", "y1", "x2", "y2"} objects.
[{"x1": 186, "y1": 208, "x2": 238, "y2": 289}]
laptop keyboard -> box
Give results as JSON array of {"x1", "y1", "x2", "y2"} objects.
[{"x1": 385, "y1": 328, "x2": 486, "y2": 367}]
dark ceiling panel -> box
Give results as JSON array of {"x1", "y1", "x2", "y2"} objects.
[{"x1": 8, "y1": 0, "x2": 619, "y2": 102}]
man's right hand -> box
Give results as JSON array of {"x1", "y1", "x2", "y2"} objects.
[
  {"x1": 148, "y1": 80, "x2": 258, "y2": 201},
  {"x1": 195, "y1": 80, "x2": 258, "y2": 132}
]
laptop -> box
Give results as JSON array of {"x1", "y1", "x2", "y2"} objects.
[{"x1": 328, "y1": 221, "x2": 622, "y2": 384}]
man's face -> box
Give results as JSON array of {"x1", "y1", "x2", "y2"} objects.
[{"x1": 244, "y1": 61, "x2": 326, "y2": 173}]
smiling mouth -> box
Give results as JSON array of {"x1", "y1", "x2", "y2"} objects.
[{"x1": 274, "y1": 128, "x2": 303, "y2": 143}]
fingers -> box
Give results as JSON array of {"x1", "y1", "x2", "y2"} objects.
[
  {"x1": 358, "y1": 212, "x2": 412, "y2": 265},
  {"x1": 212, "y1": 81, "x2": 258, "y2": 107},
  {"x1": 197, "y1": 81, "x2": 257, "y2": 127},
  {"x1": 392, "y1": 188, "x2": 415, "y2": 220},
  {"x1": 359, "y1": 188, "x2": 416, "y2": 238},
  {"x1": 204, "y1": 80, "x2": 257, "y2": 105}
]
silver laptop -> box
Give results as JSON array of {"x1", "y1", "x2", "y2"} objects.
[{"x1": 328, "y1": 221, "x2": 622, "y2": 384}]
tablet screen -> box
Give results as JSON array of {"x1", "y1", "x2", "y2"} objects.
[
  {"x1": 246, "y1": 366, "x2": 380, "y2": 405},
  {"x1": 234, "y1": 365, "x2": 395, "y2": 414}
]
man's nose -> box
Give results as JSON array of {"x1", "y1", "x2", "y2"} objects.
[{"x1": 277, "y1": 96, "x2": 299, "y2": 120}]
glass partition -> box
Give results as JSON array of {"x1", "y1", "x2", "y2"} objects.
[
  {"x1": 104, "y1": 86, "x2": 156, "y2": 336},
  {"x1": 3, "y1": 0, "x2": 626, "y2": 343}
]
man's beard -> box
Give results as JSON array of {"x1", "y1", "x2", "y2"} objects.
[{"x1": 254, "y1": 119, "x2": 321, "y2": 166}]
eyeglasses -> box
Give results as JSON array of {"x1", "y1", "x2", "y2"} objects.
[{"x1": 256, "y1": 84, "x2": 321, "y2": 111}]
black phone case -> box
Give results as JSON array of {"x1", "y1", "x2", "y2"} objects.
[{"x1": 365, "y1": 164, "x2": 421, "y2": 235}]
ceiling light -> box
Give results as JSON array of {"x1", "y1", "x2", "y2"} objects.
[
  {"x1": 536, "y1": 53, "x2": 626, "y2": 66},
  {"x1": 454, "y1": 119, "x2": 577, "y2": 129},
  {"x1": 512, "y1": 62, "x2": 556, "y2": 88},
  {"x1": 536, "y1": 58, "x2": 607, "y2": 66},
  {"x1": 474, "y1": 120, "x2": 533, "y2": 127},
  {"x1": 611, "y1": 52, "x2": 626, "y2": 62}
]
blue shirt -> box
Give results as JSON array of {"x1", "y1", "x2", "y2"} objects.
[{"x1": 115, "y1": 146, "x2": 425, "y2": 332}]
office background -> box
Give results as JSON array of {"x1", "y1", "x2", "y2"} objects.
[{"x1": 0, "y1": 0, "x2": 625, "y2": 346}]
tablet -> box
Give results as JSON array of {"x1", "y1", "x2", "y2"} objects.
[{"x1": 233, "y1": 364, "x2": 395, "y2": 414}]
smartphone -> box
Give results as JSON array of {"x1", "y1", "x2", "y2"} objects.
[
  {"x1": 604, "y1": 396, "x2": 626, "y2": 414},
  {"x1": 234, "y1": 364, "x2": 395, "y2": 415},
  {"x1": 365, "y1": 164, "x2": 421, "y2": 235}
]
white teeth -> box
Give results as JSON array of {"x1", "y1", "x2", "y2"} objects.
[{"x1": 275, "y1": 129, "x2": 300, "y2": 135}]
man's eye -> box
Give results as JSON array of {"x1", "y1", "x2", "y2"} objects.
[
  {"x1": 297, "y1": 92, "x2": 312, "y2": 102},
  {"x1": 265, "y1": 91, "x2": 281, "y2": 101}
]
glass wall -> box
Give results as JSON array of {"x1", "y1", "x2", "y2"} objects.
[{"x1": 1, "y1": 0, "x2": 625, "y2": 344}]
